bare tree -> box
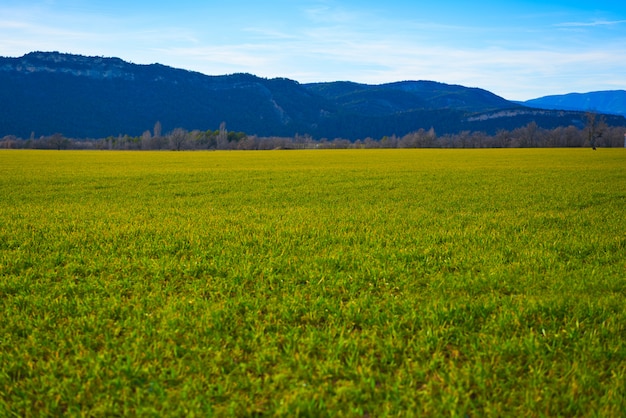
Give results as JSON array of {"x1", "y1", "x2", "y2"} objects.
[
  {"x1": 217, "y1": 122, "x2": 228, "y2": 149},
  {"x1": 168, "y1": 128, "x2": 188, "y2": 151},
  {"x1": 585, "y1": 112, "x2": 606, "y2": 149},
  {"x1": 1, "y1": 135, "x2": 18, "y2": 149},
  {"x1": 153, "y1": 121, "x2": 162, "y2": 138},
  {"x1": 141, "y1": 130, "x2": 152, "y2": 150},
  {"x1": 47, "y1": 133, "x2": 70, "y2": 150}
]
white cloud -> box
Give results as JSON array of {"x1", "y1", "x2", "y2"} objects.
[{"x1": 555, "y1": 19, "x2": 626, "y2": 27}]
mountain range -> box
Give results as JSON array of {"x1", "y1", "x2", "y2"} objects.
[{"x1": 1, "y1": 51, "x2": 625, "y2": 140}]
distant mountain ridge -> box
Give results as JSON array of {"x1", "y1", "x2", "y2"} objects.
[
  {"x1": 521, "y1": 91, "x2": 626, "y2": 118},
  {"x1": 1, "y1": 51, "x2": 625, "y2": 139}
]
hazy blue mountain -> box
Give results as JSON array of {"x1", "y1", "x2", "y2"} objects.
[
  {"x1": 522, "y1": 91, "x2": 626, "y2": 117},
  {"x1": 1, "y1": 52, "x2": 624, "y2": 139}
]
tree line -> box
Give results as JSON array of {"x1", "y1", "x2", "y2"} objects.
[{"x1": 2, "y1": 114, "x2": 625, "y2": 150}]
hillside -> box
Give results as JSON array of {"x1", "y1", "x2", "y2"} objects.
[
  {"x1": 1, "y1": 52, "x2": 625, "y2": 139},
  {"x1": 522, "y1": 91, "x2": 626, "y2": 117},
  {"x1": 0, "y1": 52, "x2": 330, "y2": 139}
]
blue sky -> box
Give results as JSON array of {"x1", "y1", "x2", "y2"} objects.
[{"x1": 1, "y1": 0, "x2": 625, "y2": 100}]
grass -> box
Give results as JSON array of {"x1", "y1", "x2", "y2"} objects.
[{"x1": 1, "y1": 149, "x2": 625, "y2": 416}]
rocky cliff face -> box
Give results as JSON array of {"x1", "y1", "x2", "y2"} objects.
[{"x1": 0, "y1": 51, "x2": 138, "y2": 80}]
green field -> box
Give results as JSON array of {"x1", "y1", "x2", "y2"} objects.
[{"x1": 1, "y1": 149, "x2": 625, "y2": 416}]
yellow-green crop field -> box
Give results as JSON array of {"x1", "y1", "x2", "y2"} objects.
[{"x1": 1, "y1": 149, "x2": 625, "y2": 416}]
